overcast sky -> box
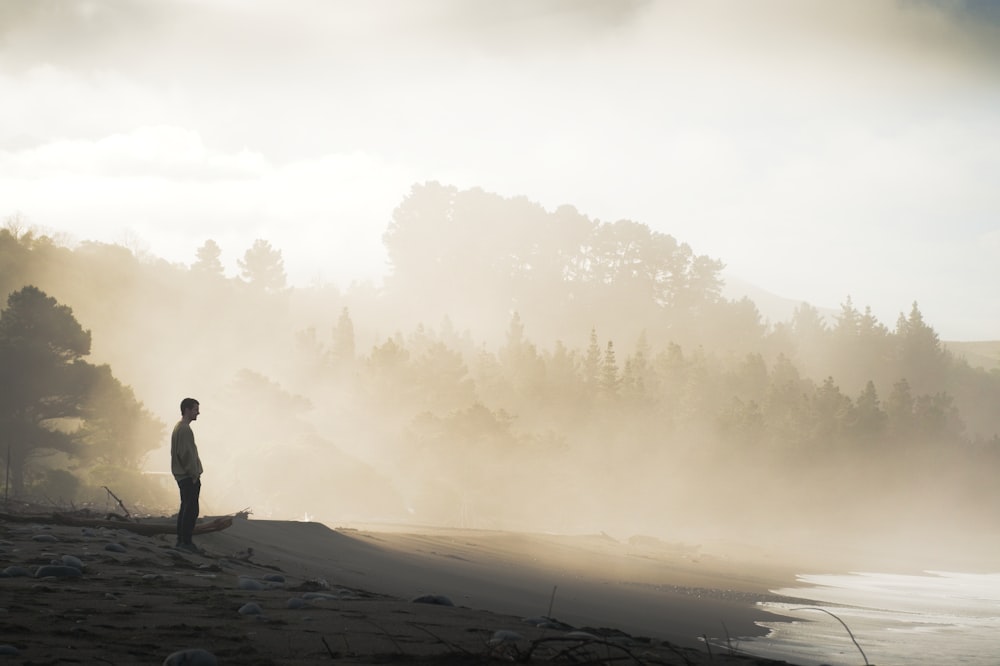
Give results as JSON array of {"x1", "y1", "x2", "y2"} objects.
[{"x1": 1, "y1": 0, "x2": 998, "y2": 340}]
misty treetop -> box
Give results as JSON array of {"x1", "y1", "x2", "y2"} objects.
[
  {"x1": 382, "y1": 182, "x2": 727, "y2": 349},
  {"x1": 2, "y1": 190, "x2": 999, "y2": 535}
]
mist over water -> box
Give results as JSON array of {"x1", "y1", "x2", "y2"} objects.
[{"x1": 747, "y1": 571, "x2": 1000, "y2": 666}]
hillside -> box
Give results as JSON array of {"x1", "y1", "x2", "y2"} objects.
[{"x1": 944, "y1": 340, "x2": 1000, "y2": 372}]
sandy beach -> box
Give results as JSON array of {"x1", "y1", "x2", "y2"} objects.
[{"x1": 0, "y1": 513, "x2": 808, "y2": 664}]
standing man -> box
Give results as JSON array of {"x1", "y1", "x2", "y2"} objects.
[{"x1": 171, "y1": 397, "x2": 203, "y2": 553}]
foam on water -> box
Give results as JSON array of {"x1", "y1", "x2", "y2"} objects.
[{"x1": 740, "y1": 571, "x2": 1000, "y2": 666}]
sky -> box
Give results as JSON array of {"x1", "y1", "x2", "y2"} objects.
[{"x1": 1, "y1": 0, "x2": 998, "y2": 340}]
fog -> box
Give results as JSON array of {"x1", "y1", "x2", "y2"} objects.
[
  {"x1": 5, "y1": 181, "x2": 998, "y2": 575},
  {"x1": 2, "y1": 1, "x2": 999, "y2": 339},
  {"x1": 3, "y1": 2, "x2": 1000, "y2": 570}
]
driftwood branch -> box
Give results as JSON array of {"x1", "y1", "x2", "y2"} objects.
[
  {"x1": 102, "y1": 486, "x2": 132, "y2": 521},
  {"x1": 0, "y1": 511, "x2": 236, "y2": 537}
]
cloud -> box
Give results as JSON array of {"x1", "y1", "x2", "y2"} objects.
[
  {"x1": 1, "y1": 125, "x2": 268, "y2": 180},
  {"x1": 1, "y1": 0, "x2": 997, "y2": 337},
  {"x1": 0, "y1": 125, "x2": 413, "y2": 285}
]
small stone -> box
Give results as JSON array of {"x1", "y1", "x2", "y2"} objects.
[
  {"x1": 286, "y1": 597, "x2": 306, "y2": 609},
  {"x1": 0, "y1": 645, "x2": 19, "y2": 656},
  {"x1": 301, "y1": 592, "x2": 338, "y2": 601},
  {"x1": 411, "y1": 594, "x2": 454, "y2": 606},
  {"x1": 489, "y1": 630, "x2": 525, "y2": 645},
  {"x1": 105, "y1": 543, "x2": 127, "y2": 553},
  {"x1": 61, "y1": 555, "x2": 84, "y2": 570},
  {"x1": 162, "y1": 648, "x2": 217, "y2": 665},
  {"x1": 35, "y1": 565, "x2": 83, "y2": 578},
  {"x1": 238, "y1": 602, "x2": 263, "y2": 615},
  {"x1": 237, "y1": 577, "x2": 265, "y2": 590},
  {"x1": 2, "y1": 566, "x2": 31, "y2": 578},
  {"x1": 32, "y1": 534, "x2": 58, "y2": 543}
]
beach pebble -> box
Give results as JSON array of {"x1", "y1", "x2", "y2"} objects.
[
  {"x1": 32, "y1": 534, "x2": 58, "y2": 543},
  {"x1": 489, "y1": 630, "x2": 525, "y2": 645},
  {"x1": 565, "y1": 630, "x2": 600, "y2": 640},
  {"x1": 411, "y1": 594, "x2": 454, "y2": 606},
  {"x1": 286, "y1": 597, "x2": 306, "y2": 609},
  {"x1": 237, "y1": 577, "x2": 265, "y2": 590},
  {"x1": 301, "y1": 592, "x2": 336, "y2": 601},
  {"x1": 2, "y1": 566, "x2": 31, "y2": 578},
  {"x1": 304, "y1": 577, "x2": 329, "y2": 589},
  {"x1": 81, "y1": 528, "x2": 97, "y2": 537},
  {"x1": 238, "y1": 602, "x2": 263, "y2": 615},
  {"x1": 262, "y1": 573, "x2": 285, "y2": 583},
  {"x1": 60, "y1": 555, "x2": 85, "y2": 570},
  {"x1": 35, "y1": 565, "x2": 82, "y2": 579},
  {"x1": 0, "y1": 645, "x2": 19, "y2": 656},
  {"x1": 104, "y1": 543, "x2": 127, "y2": 553},
  {"x1": 523, "y1": 615, "x2": 574, "y2": 630},
  {"x1": 162, "y1": 648, "x2": 217, "y2": 665}
]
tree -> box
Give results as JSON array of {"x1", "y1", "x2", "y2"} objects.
[
  {"x1": 193, "y1": 239, "x2": 224, "y2": 277},
  {"x1": 894, "y1": 302, "x2": 948, "y2": 394},
  {"x1": 852, "y1": 380, "x2": 887, "y2": 438},
  {"x1": 0, "y1": 286, "x2": 92, "y2": 495},
  {"x1": 583, "y1": 328, "x2": 602, "y2": 391},
  {"x1": 600, "y1": 340, "x2": 621, "y2": 397},
  {"x1": 238, "y1": 239, "x2": 287, "y2": 292},
  {"x1": 790, "y1": 302, "x2": 829, "y2": 377},
  {"x1": 78, "y1": 364, "x2": 164, "y2": 470},
  {"x1": 330, "y1": 307, "x2": 356, "y2": 369},
  {"x1": 0, "y1": 286, "x2": 161, "y2": 499}
]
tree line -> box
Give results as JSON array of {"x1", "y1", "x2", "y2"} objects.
[{"x1": 1, "y1": 185, "x2": 997, "y2": 537}]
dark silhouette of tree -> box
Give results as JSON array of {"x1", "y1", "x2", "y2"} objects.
[
  {"x1": 0, "y1": 286, "x2": 92, "y2": 495},
  {"x1": 79, "y1": 364, "x2": 163, "y2": 469},
  {"x1": 0, "y1": 286, "x2": 163, "y2": 499}
]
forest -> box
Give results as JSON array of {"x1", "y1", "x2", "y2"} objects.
[{"x1": 1, "y1": 181, "x2": 998, "y2": 548}]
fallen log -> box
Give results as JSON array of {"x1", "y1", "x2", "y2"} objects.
[{"x1": 0, "y1": 511, "x2": 236, "y2": 537}]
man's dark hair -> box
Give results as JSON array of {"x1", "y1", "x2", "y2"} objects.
[{"x1": 180, "y1": 397, "x2": 200, "y2": 414}]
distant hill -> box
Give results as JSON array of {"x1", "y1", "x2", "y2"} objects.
[
  {"x1": 722, "y1": 274, "x2": 837, "y2": 327},
  {"x1": 943, "y1": 341, "x2": 1000, "y2": 372},
  {"x1": 724, "y1": 275, "x2": 999, "y2": 372}
]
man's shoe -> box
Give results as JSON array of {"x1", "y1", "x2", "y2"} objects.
[{"x1": 177, "y1": 542, "x2": 200, "y2": 554}]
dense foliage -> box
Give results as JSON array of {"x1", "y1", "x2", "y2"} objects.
[
  {"x1": 1, "y1": 185, "x2": 997, "y2": 541},
  {"x1": 0, "y1": 283, "x2": 164, "y2": 505}
]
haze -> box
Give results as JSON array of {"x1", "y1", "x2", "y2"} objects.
[
  {"x1": 1, "y1": 0, "x2": 998, "y2": 340},
  {"x1": 2, "y1": 1, "x2": 1000, "y2": 574}
]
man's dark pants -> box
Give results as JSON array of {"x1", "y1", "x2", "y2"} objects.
[{"x1": 176, "y1": 477, "x2": 201, "y2": 545}]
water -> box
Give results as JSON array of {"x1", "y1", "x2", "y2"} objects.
[{"x1": 741, "y1": 571, "x2": 1000, "y2": 665}]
